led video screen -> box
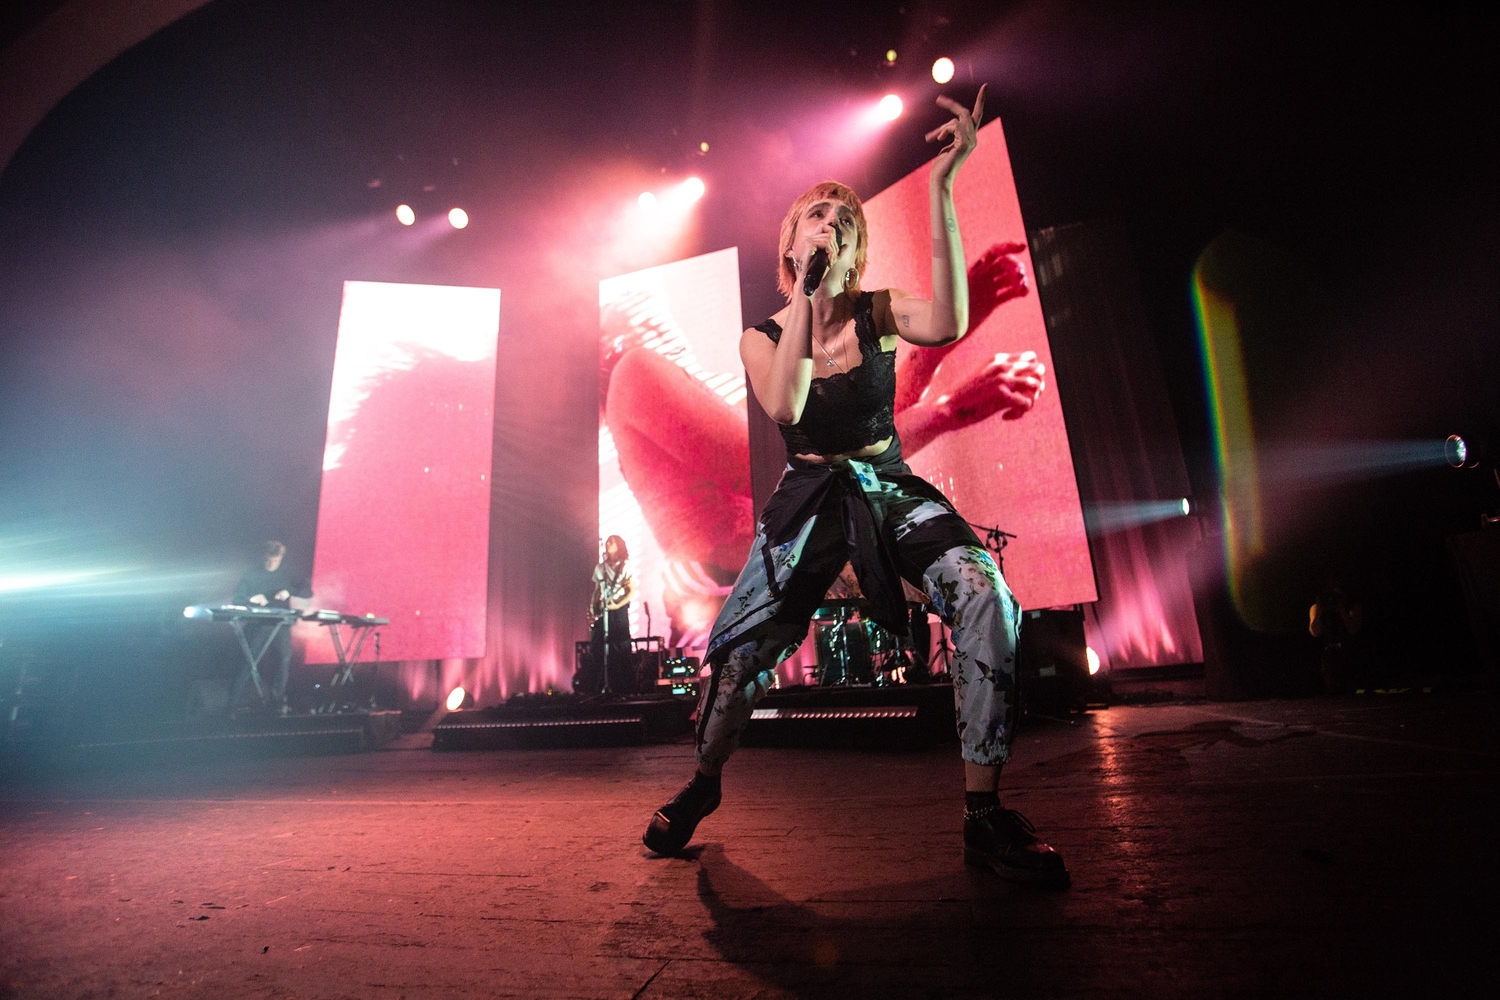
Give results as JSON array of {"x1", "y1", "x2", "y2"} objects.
[
  {"x1": 861, "y1": 119, "x2": 1096, "y2": 609},
  {"x1": 307, "y1": 280, "x2": 500, "y2": 663},
  {"x1": 598, "y1": 248, "x2": 750, "y2": 657}
]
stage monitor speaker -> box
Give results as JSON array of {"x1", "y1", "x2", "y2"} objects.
[
  {"x1": 572, "y1": 641, "x2": 659, "y2": 696},
  {"x1": 1017, "y1": 607, "x2": 1088, "y2": 716}
]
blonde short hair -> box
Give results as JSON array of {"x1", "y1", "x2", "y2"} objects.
[{"x1": 776, "y1": 181, "x2": 869, "y2": 299}]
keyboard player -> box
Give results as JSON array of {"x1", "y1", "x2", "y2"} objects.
[{"x1": 229, "y1": 540, "x2": 311, "y2": 712}]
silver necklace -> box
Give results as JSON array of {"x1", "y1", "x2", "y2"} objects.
[{"x1": 815, "y1": 329, "x2": 846, "y2": 372}]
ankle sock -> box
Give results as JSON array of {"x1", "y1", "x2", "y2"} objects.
[{"x1": 965, "y1": 791, "x2": 999, "y2": 813}]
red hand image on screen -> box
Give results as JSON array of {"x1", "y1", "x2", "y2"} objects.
[
  {"x1": 942, "y1": 350, "x2": 1046, "y2": 423},
  {"x1": 892, "y1": 242, "x2": 1042, "y2": 454}
]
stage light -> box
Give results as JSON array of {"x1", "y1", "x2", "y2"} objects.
[
  {"x1": 445, "y1": 686, "x2": 467, "y2": 711},
  {"x1": 932, "y1": 57, "x2": 955, "y2": 84},
  {"x1": 878, "y1": 94, "x2": 903, "y2": 121},
  {"x1": 1446, "y1": 434, "x2": 1468, "y2": 468},
  {"x1": 1086, "y1": 646, "x2": 1101, "y2": 676},
  {"x1": 1085, "y1": 499, "x2": 1197, "y2": 535},
  {"x1": 395, "y1": 204, "x2": 415, "y2": 226},
  {"x1": 699, "y1": 141, "x2": 709, "y2": 153},
  {"x1": 885, "y1": 49, "x2": 898, "y2": 64},
  {"x1": 682, "y1": 176, "x2": 706, "y2": 201},
  {"x1": 638, "y1": 191, "x2": 657, "y2": 210},
  {"x1": 447, "y1": 207, "x2": 469, "y2": 230}
]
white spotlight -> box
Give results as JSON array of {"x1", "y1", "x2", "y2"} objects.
[
  {"x1": 681, "y1": 176, "x2": 706, "y2": 201},
  {"x1": 638, "y1": 191, "x2": 658, "y2": 210},
  {"x1": 878, "y1": 94, "x2": 904, "y2": 121},
  {"x1": 1086, "y1": 647, "x2": 1101, "y2": 676},
  {"x1": 445, "y1": 686, "x2": 467, "y2": 711},
  {"x1": 395, "y1": 204, "x2": 415, "y2": 226},
  {"x1": 932, "y1": 57, "x2": 955, "y2": 84},
  {"x1": 447, "y1": 207, "x2": 469, "y2": 229},
  {"x1": 1445, "y1": 434, "x2": 1468, "y2": 469}
]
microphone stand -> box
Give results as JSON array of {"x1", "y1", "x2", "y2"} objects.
[{"x1": 965, "y1": 522, "x2": 1017, "y2": 574}]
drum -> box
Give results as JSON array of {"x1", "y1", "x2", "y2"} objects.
[{"x1": 812, "y1": 601, "x2": 874, "y2": 686}]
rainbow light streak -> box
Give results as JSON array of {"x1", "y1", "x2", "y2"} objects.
[{"x1": 1191, "y1": 266, "x2": 1262, "y2": 614}]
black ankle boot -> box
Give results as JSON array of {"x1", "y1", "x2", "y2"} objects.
[
  {"x1": 643, "y1": 774, "x2": 721, "y2": 855},
  {"x1": 964, "y1": 803, "x2": 1069, "y2": 888}
]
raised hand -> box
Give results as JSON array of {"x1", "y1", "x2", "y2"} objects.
[{"x1": 926, "y1": 84, "x2": 986, "y2": 186}]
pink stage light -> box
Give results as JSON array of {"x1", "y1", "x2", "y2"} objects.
[
  {"x1": 448, "y1": 207, "x2": 469, "y2": 229},
  {"x1": 625, "y1": 179, "x2": 703, "y2": 243},
  {"x1": 395, "y1": 204, "x2": 415, "y2": 226},
  {"x1": 878, "y1": 94, "x2": 904, "y2": 121},
  {"x1": 932, "y1": 57, "x2": 955, "y2": 84}
]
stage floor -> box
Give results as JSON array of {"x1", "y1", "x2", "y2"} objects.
[{"x1": 2, "y1": 696, "x2": 1495, "y2": 998}]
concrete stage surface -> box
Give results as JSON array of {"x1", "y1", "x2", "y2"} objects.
[{"x1": 2, "y1": 697, "x2": 1495, "y2": 999}]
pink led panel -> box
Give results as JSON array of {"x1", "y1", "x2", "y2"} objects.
[
  {"x1": 598, "y1": 248, "x2": 750, "y2": 658},
  {"x1": 861, "y1": 119, "x2": 1096, "y2": 609},
  {"x1": 306, "y1": 280, "x2": 500, "y2": 663}
]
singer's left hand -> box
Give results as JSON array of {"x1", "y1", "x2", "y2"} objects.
[{"x1": 927, "y1": 84, "x2": 986, "y2": 187}]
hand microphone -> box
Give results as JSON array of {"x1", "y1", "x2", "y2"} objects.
[{"x1": 802, "y1": 248, "x2": 829, "y2": 296}]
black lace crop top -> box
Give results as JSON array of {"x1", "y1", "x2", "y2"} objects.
[{"x1": 755, "y1": 291, "x2": 897, "y2": 458}]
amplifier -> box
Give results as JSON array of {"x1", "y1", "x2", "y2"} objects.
[{"x1": 572, "y1": 641, "x2": 662, "y2": 696}]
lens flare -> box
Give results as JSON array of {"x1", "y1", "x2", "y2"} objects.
[
  {"x1": 932, "y1": 57, "x2": 955, "y2": 84},
  {"x1": 885, "y1": 49, "x2": 898, "y2": 64},
  {"x1": 395, "y1": 204, "x2": 415, "y2": 226},
  {"x1": 1192, "y1": 253, "x2": 1262, "y2": 621},
  {"x1": 447, "y1": 207, "x2": 469, "y2": 229},
  {"x1": 878, "y1": 94, "x2": 904, "y2": 121},
  {"x1": 445, "y1": 686, "x2": 467, "y2": 711}
]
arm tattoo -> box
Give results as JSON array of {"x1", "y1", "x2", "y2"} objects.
[
  {"x1": 901, "y1": 313, "x2": 911, "y2": 329},
  {"x1": 945, "y1": 217, "x2": 957, "y2": 233}
]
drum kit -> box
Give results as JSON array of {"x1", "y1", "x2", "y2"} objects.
[
  {"x1": 806, "y1": 522, "x2": 1011, "y2": 687},
  {"x1": 810, "y1": 599, "x2": 938, "y2": 686}
]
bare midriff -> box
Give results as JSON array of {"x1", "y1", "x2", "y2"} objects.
[{"x1": 793, "y1": 435, "x2": 893, "y2": 465}]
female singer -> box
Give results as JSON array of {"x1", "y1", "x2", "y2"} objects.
[{"x1": 641, "y1": 86, "x2": 1067, "y2": 886}]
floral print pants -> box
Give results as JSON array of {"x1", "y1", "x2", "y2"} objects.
[{"x1": 696, "y1": 476, "x2": 1022, "y2": 768}]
